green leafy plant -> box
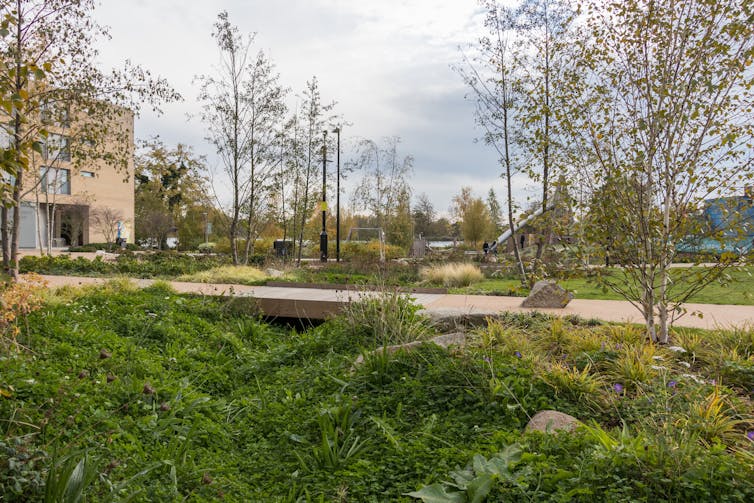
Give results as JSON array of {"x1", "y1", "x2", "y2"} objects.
[
  {"x1": 298, "y1": 402, "x2": 368, "y2": 471},
  {"x1": 406, "y1": 444, "x2": 523, "y2": 502}
]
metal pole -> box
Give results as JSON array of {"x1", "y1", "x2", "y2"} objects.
[
  {"x1": 320, "y1": 130, "x2": 328, "y2": 262},
  {"x1": 203, "y1": 212, "x2": 208, "y2": 244},
  {"x1": 335, "y1": 127, "x2": 341, "y2": 262}
]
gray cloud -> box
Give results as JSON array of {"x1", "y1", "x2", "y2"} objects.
[{"x1": 95, "y1": 0, "x2": 528, "y2": 215}]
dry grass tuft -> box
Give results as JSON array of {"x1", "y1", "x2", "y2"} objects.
[
  {"x1": 178, "y1": 266, "x2": 269, "y2": 285},
  {"x1": 420, "y1": 262, "x2": 484, "y2": 288}
]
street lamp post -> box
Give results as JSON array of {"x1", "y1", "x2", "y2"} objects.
[
  {"x1": 333, "y1": 127, "x2": 341, "y2": 262},
  {"x1": 320, "y1": 130, "x2": 328, "y2": 262}
]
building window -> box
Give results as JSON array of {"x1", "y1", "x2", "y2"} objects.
[
  {"x1": 81, "y1": 171, "x2": 95, "y2": 178},
  {"x1": 42, "y1": 133, "x2": 71, "y2": 162},
  {"x1": 40, "y1": 100, "x2": 71, "y2": 127},
  {"x1": 40, "y1": 167, "x2": 71, "y2": 195}
]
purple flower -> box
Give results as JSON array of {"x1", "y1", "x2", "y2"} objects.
[
  {"x1": 613, "y1": 383, "x2": 624, "y2": 393},
  {"x1": 747, "y1": 431, "x2": 754, "y2": 441},
  {"x1": 668, "y1": 380, "x2": 677, "y2": 388},
  {"x1": 615, "y1": 344, "x2": 623, "y2": 350},
  {"x1": 483, "y1": 356, "x2": 492, "y2": 363},
  {"x1": 600, "y1": 341, "x2": 606, "y2": 350},
  {"x1": 514, "y1": 351, "x2": 522, "y2": 359}
]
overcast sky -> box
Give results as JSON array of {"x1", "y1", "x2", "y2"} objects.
[{"x1": 93, "y1": 0, "x2": 533, "y2": 216}]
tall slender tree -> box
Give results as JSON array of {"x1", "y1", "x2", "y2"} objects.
[
  {"x1": 241, "y1": 50, "x2": 287, "y2": 263},
  {"x1": 457, "y1": 2, "x2": 526, "y2": 282},
  {"x1": 195, "y1": 11, "x2": 252, "y2": 265}
]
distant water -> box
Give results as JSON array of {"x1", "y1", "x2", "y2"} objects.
[{"x1": 427, "y1": 240, "x2": 456, "y2": 248}]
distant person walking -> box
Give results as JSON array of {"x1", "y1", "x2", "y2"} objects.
[
  {"x1": 116, "y1": 221, "x2": 129, "y2": 249},
  {"x1": 483, "y1": 241, "x2": 489, "y2": 255}
]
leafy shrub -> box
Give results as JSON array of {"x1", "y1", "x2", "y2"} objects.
[
  {"x1": 68, "y1": 242, "x2": 138, "y2": 252},
  {"x1": 1, "y1": 273, "x2": 47, "y2": 350},
  {"x1": 341, "y1": 240, "x2": 404, "y2": 262},
  {"x1": 196, "y1": 242, "x2": 216, "y2": 253},
  {"x1": 19, "y1": 252, "x2": 231, "y2": 278},
  {"x1": 420, "y1": 262, "x2": 484, "y2": 287}
]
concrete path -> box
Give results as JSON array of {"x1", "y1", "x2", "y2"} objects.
[{"x1": 36, "y1": 275, "x2": 754, "y2": 331}]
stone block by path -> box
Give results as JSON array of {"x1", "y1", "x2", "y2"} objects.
[{"x1": 521, "y1": 280, "x2": 574, "y2": 308}]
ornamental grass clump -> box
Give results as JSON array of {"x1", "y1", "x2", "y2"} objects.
[
  {"x1": 341, "y1": 289, "x2": 430, "y2": 346},
  {"x1": 420, "y1": 262, "x2": 484, "y2": 288},
  {"x1": 178, "y1": 265, "x2": 269, "y2": 285}
]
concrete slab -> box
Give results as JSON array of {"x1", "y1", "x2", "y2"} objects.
[{"x1": 32, "y1": 275, "x2": 754, "y2": 330}]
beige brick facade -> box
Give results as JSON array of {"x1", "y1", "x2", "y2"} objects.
[{"x1": 19, "y1": 105, "x2": 135, "y2": 248}]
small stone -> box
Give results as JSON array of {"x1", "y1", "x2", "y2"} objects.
[
  {"x1": 525, "y1": 410, "x2": 581, "y2": 433},
  {"x1": 143, "y1": 383, "x2": 155, "y2": 395},
  {"x1": 265, "y1": 268, "x2": 285, "y2": 278},
  {"x1": 667, "y1": 346, "x2": 687, "y2": 353},
  {"x1": 99, "y1": 349, "x2": 111, "y2": 359}
]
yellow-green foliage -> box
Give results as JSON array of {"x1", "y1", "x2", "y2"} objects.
[
  {"x1": 341, "y1": 241, "x2": 404, "y2": 262},
  {"x1": 680, "y1": 387, "x2": 750, "y2": 446},
  {"x1": 481, "y1": 320, "x2": 536, "y2": 359},
  {"x1": 606, "y1": 344, "x2": 660, "y2": 392},
  {"x1": 542, "y1": 363, "x2": 604, "y2": 406},
  {"x1": 178, "y1": 266, "x2": 269, "y2": 285},
  {"x1": 420, "y1": 262, "x2": 484, "y2": 288},
  {"x1": 1, "y1": 274, "x2": 47, "y2": 348}
]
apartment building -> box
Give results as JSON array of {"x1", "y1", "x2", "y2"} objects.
[{"x1": 13, "y1": 104, "x2": 135, "y2": 248}]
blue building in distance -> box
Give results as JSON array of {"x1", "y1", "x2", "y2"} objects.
[{"x1": 678, "y1": 187, "x2": 754, "y2": 255}]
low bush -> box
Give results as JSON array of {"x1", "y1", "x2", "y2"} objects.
[
  {"x1": 420, "y1": 262, "x2": 484, "y2": 287},
  {"x1": 19, "y1": 252, "x2": 231, "y2": 278},
  {"x1": 68, "y1": 242, "x2": 138, "y2": 252},
  {"x1": 341, "y1": 240, "x2": 405, "y2": 262}
]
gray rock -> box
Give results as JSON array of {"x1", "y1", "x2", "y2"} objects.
[
  {"x1": 420, "y1": 308, "x2": 501, "y2": 331},
  {"x1": 525, "y1": 410, "x2": 581, "y2": 433},
  {"x1": 353, "y1": 332, "x2": 466, "y2": 366},
  {"x1": 521, "y1": 281, "x2": 573, "y2": 308},
  {"x1": 265, "y1": 268, "x2": 285, "y2": 278},
  {"x1": 430, "y1": 332, "x2": 467, "y2": 349}
]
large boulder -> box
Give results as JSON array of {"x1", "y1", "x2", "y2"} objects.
[
  {"x1": 525, "y1": 410, "x2": 581, "y2": 433},
  {"x1": 521, "y1": 281, "x2": 573, "y2": 308}
]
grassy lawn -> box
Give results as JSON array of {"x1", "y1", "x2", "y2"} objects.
[
  {"x1": 2, "y1": 279, "x2": 754, "y2": 500},
  {"x1": 455, "y1": 266, "x2": 754, "y2": 305}
]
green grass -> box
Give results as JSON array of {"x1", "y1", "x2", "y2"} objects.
[
  {"x1": 3, "y1": 283, "x2": 754, "y2": 500},
  {"x1": 456, "y1": 266, "x2": 754, "y2": 305}
]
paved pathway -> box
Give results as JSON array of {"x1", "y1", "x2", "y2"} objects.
[{"x1": 36, "y1": 275, "x2": 754, "y2": 330}]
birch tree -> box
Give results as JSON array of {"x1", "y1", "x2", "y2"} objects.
[
  {"x1": 568, "y1": 0, "x2": 754, "y2": 343},
  {"x1": 195, "y1": 11, "x2": 252, "y2": 265},
  {"x1": 457, "y1": 2, "x2": 527, "y2": 282}
]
